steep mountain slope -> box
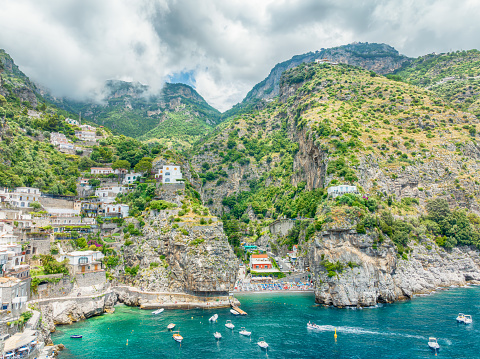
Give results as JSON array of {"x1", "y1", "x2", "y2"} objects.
[
  {"x1": 190, "y1": 60, "x2": 480, "y2": 307},
  {"x1": 0, "y1": 49, "x2": 41, "y2": 108},
  {"x1": 52, "y1": 81, "x2": 221, "y2": 149},
  {"x1": 223, "y1": 42, "x2": 410, "y2": 119},
  {"x1": 394, "y1": 50, "x2": 480, "y2": 116},
  {"x1": 191, "y1": 61, "x2": 480, "y2": 249}
]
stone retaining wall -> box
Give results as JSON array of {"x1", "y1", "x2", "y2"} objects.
[{"x1": 114, "y1": 286, "x2": 238, "y2": 309}]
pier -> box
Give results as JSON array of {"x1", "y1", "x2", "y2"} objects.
[{"x1": 231, "y1": 305, "x2": 247, "y2": 315}]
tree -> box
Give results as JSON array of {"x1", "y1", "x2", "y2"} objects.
[
  {"x1": 88, "y1": 179, "x2": 101, "y2": 188},
  {"x1": 79, "y1": 157, "x2": 96, "y2": 171},
  {"x1": 30, "y1": 201, "x2": 42, "y2": 210},
  {"x1": 112, "y1": 159, "x2": 130, "y2": 171},
  {"x1": 426, "y1": 198, "x2": 451, "y2": 223},
  {"x1": 134, "y1": 157, "x2": 153, "y2": 174}
]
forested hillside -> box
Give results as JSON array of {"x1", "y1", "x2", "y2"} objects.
[
  {"x1": 0, "y1": 50, "x2": 172, "y2": 195},
  {"x1": 51, "y1": 81, "x2": 221, "y2": 150}
]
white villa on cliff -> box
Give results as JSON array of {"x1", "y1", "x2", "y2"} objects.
[{"x1": 327, "y1": 185, "x2": 359, "y2": 198}]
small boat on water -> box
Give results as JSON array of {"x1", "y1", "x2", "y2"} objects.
[
  {"x1": 225, "y1": 320, "x2": 235, "y2": 329},
  {"x1": 428, "y1": 337, "x2": 440, "y2": 351},
  {"x1": 307, "y1": 321, "x2": 321, "y2": 330},
  {"x1": 456, "y1": 313, "x2": 465, "y2": 323},
  {"x1": 167, "y1": 323, "x2": 176, "y2": 330},
  {"x1": 152, "y1": 308, "x2": 164, "y2": 315},
  {"x1": 173, "y1": 331, "x2": 183, "y2": 343},
  {"x1": 70, "y1": 335, "x2": 82, "y2": 339},
  {"x1": 230, "y1": 309, "x2": 240, "y2": 316},
  {"x1": 214, "y1": 332, "x2": 222, "y2": 340},
  {"x1": 464, "y1": 315, "x2": 473, "y2": 324},
  {"x1": 239, "y1": 327, "x2": 251, "y2": 337},
  {"x1": 209, "y1": 314, "x2": 218, "y2": 322},
  {"x1": 257, "y1": 337, "x2": 269, "y2": 350}
]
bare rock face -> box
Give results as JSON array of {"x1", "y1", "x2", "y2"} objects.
[
  {"x1": 122, "y1": 210, "x2": 239, "y2": 294},
  {"x1": 309, "y1": 231, "x2": 480, "y2": 307},
  {"x1": 39, "y1": 292, "x2": 117, "y2": 329}
]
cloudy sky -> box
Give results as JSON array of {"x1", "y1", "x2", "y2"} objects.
[{"x1": 1, "y1": 0, "x2": 479, "y2": 111}]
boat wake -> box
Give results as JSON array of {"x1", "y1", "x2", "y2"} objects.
[{"x1": 309, "y1": 325, "x2": 428, "y2": 340}]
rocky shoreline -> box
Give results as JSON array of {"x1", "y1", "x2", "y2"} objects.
[{"x1": 309, "y1": 230, "x2": 480, "y2": 307}]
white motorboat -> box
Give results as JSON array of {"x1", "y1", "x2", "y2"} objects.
[
  {"x1": 239, "y1": 327, "x2": 251, "y2": 337},
  {"x1": 456, "y1": 313, "x2": 465, "y2": 323},
  {"x1": 152, "y1": 308, "x2": 164, "y2": 315},
  {"x1": 225, "y1": 320, "x2": 235, "y2": 329},
  {"x1": 173, "y1": 331, "x2": 183, "y2": 343},
  {"x1": 307, "y1": 322, "x2": 321, "y2": 330},
  {"x1": 230, "y1": 309, "x2": 240, "y2": 316},
  {"x1": 209, "y1": 314, "x2": 218, "y2": 322},
  {"x1": 167, "y1": 323, "x2": 176, "y2": 330},
  {"x1": 428, "y1": 337, "x2": 440, "y2": 351},
  {"x1": 214, "y1": 332, "x2": 222, "y2": 340},
  {"x1": 257, "y1": 337, "x2": 269, "y2": 349},
  {"x1": 464, "y1": 314, "x2": 473, "y2": 324}
]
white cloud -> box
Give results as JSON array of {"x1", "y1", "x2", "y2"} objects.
[{"x1": 1, "y1": 0, "x2": 479, "y2": 111}]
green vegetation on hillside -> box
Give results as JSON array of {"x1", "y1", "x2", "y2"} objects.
[{"x1": 394, "y1": 50, "x2": 480, "y2": 115}]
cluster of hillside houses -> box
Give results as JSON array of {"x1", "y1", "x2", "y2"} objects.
[
  {"x1": 50, "y1": 117, "x2": 99, "y2": 154},
  {"x1": 0, "y1": 163, "x2": 183, "y2": 320}
]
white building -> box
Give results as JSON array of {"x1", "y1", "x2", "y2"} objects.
[
  {"x1": 0, "y1": 222, "x2": 18, "y2": 245},
  {"x1": 156, "y1": 165, "x2": 183, "y2": 184},
  {"x1": 0, "y1": 276, "x2": 29, "y2": 316},
  {"x1": 75, "y1": 130, "x2": 96, "y2": 142},
  {"x1": 7, "y1": 187, "x2": 41, "y2": 208},
  {"x1": 45, "y1": 208, "x2": 80, "y2": 218},
  {"x1": 59, "y1": 250, "x2": 105, "y2": 274},
  {"x1": 0, "y1": 248, "x2": 8, "y2": 274},
  {"x1": 91, "y1": 167, "x2": 114, "y2": 175},
  {"x1": 95, "y1": 186, "x2": 125, "y2": 203},
  {"x1": 104, "y1": 204, "x2": 129, "y2": 218},
  {"x1": 315, "y1": 58, "x2": 339, "y2": 65},
  {"x1": 0, "y1": 244, "x2": 25, "y2": 271},
  {"x1": 65, "y1": 118, "x2": 79, "y2": 126},
  {"x1": 327, "y1": 185, "x2": 359, "y2": 198},
  {"x1": 123, "y1": 172, "x2": 142, "y2": 184},
  {"x1": 80, "y1": 124, "x2": 96, "y2": 132}
]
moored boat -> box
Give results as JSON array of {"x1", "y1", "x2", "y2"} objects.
[
  {"x1": 257, "y1": 337, "x2": 269, "y2": 349},
  {"x1": 239, "y1": 327, "x2": 251, "y2": 337},
  {"x1": 230, "y1": 309, "x2": 240, "y2": 316},
  {"x1": 428, "y1": 337, "x2": 440, "y2": 351},
  {"x1": 225, "y1": 320, "x2": 235, "y2": 329},
  {"x1": 173, "y1": 331, "x2": 183, "y2": 343},
  {"x1": 464, "y1": 315, "x2": 473, "y2": 324},
  {"x1": 152, "y1": 308, "x2": 164, "y2": 315},
  {"x1": 209, "y1": 314, "x2": 218, "y2": 322},
  {"x1": 167, "y1": 323, "x2": 176, "y2": 330},
  {"x1": 214, "y1": 332, "x2": 222, "y2": 340},
  {"x1": 70, "y1": 335, "x2": 82, "y2": 338}
]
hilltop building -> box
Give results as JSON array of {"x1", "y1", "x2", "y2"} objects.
[
  {"x1": 327, "y1": 185, "x2": 359, "y2": 198},
  {"x1": 156, "y1": 165, "x2": 183, "y2": 184}
]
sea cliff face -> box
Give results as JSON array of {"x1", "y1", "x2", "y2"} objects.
[
  {"x1": 309, "y1": 230, "x2": 480, "y2": 307},
  {"x1": 122, "y1": 210, "x2": 239, "y2": 294}
]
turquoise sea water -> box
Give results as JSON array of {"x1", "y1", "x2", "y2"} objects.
[{"x1": 52, "y1": 287, "x2": 480, "y2": 358}]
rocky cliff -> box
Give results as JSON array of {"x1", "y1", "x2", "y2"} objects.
[
  {"x1": 39, "y1": 292, "x2": 117, "y2": 331},
  {"x1": 121, "y1": 208, "x2": 238, "y2": 294},
  {"x1": 309, "y1": 230, "x2": 480, "y2": 307}
]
